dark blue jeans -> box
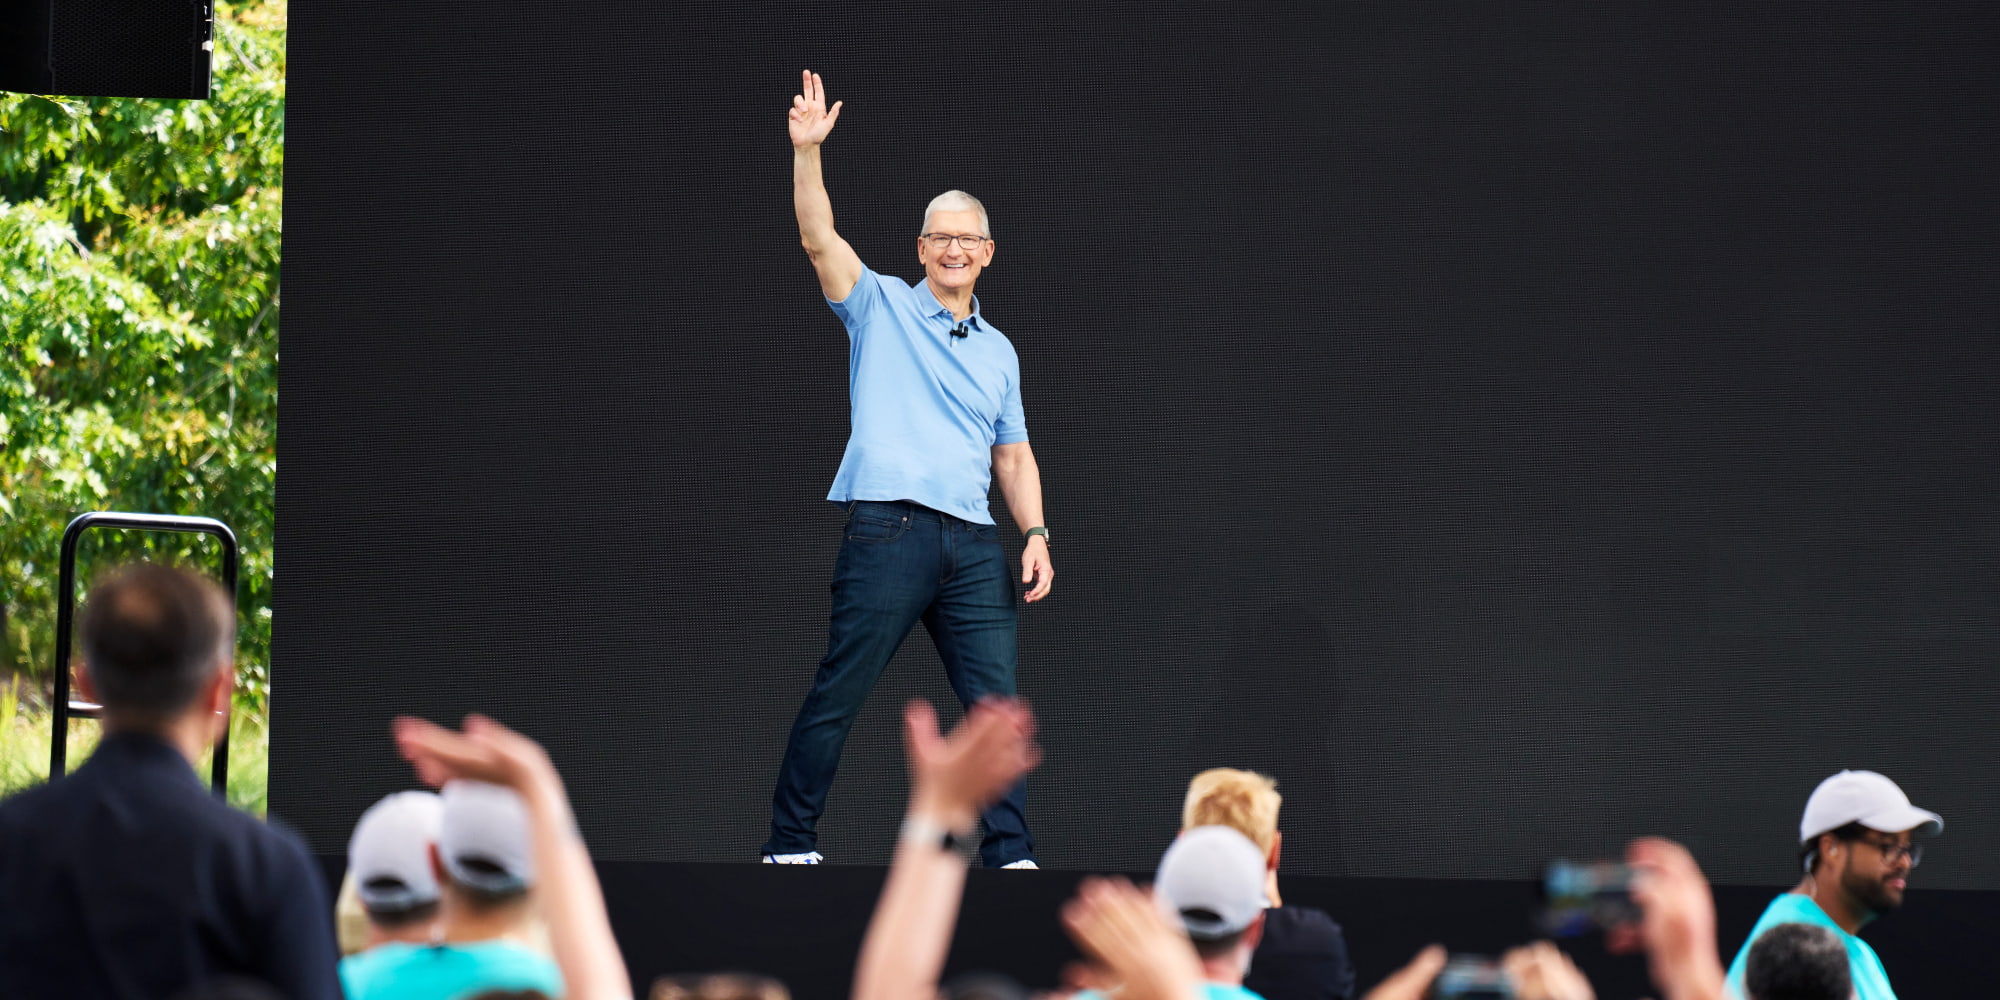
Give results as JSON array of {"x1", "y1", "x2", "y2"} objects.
[{"x1": 764, "y1": 500, "x2": 1035, "y2": 867}]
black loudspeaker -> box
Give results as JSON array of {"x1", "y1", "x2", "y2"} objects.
[{"x1": 0, "y1": 0, "x2": 211, "y2": 99}]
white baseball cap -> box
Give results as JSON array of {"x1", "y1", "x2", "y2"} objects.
[
  {"x1": 347, "y1": 790, "x2": 444, "y2": 913},
  {"x1": 1800, "y1": 770, "x2": 1943, "y2": 844},
  {"x1": 1155, "y1": 825, "x2": 1269, "y2": 940},
  {"x1": 439, "y1": 780, "x2": 535, "y2": 894}
]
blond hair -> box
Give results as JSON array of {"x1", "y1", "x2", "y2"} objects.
[{"x1": 1182, "y1": 768, "x2": 1282, "y2": 855}]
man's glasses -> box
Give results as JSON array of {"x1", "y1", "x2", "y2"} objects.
[
  {"x1": 922, "y1": 233, "x2": 988, "y2": 251},
  {"x1": 1857, "y1": 837, "x2": 1923, "y2": 867}
]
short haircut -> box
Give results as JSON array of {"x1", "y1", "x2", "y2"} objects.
[
  {"x1": 446, "y1": 858, "x2": 531, "y2": 911},
  {"x1": 1799, "y1": 821, "x2": 1870, "y2": 874},
  {"x1": 79, "y1": 562, "x2": 232, "y2": 721},
  {"x1": 1745, "y1": 922, "x2": 1853, "y2": 1000},
  {"x1": 920, "y1": 190, "x2": 991, "y2": 238},
  {"x1": 1182, "y1": 768, "x2": 1281, "y2": 855},
  {"x1": 1187, "y1": 919, "x2": 1250, "y2": 961},
  {"x1": 364, "y1": 898, "x2": 438, "y2": 930}
]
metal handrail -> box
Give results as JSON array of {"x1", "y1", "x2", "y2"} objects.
[{"x1": 49, "y1": 512, "x2": 240, "y2": 794}]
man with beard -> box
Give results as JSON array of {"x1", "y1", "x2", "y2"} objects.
[{"x1": 1724, "y1": 770, "x2": 1942, "y2": 1000}]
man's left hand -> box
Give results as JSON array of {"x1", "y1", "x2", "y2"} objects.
[{"x1": 1021, "y1": 537, "x2": 1053, "y2": 602}]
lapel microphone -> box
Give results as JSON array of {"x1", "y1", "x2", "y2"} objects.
[{"x1": 950, "y1": 322, "x2": 969, "y2": 340}]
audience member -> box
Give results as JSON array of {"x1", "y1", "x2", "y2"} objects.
[
  {"x1": 1622, "y1": 837, "x2": 1726, "y2": 1000},
  {"x1": 1363, "y1": 837, "x2": 1721, "y2": 1000},
  {"x1": 851, "y1": 698, "x2": 1041, "y2": 1000},
  {"x1": 1062, "y1": 876, "x2": 1207, "y2": 1000},
  {"x1": 1501, "y1": 942, "x2": 1595, "y2": 1000},
  {"x1": 2, "y1": 563, "x2": 1932, "y2": 1000},
  {"x1": 1145, "y1": 825, "x2": 1277, "y2": 1000},
  {"x1": 1724, "y1": 771, "x2": 1940, "y2": 1000},
  {"x1": 1344, "y1": 947, "x2": 1448, "y2": 1000},
  {"x1": 340, "y1": 778, "x2": 563, "y2": 999},
  {"x1": 1744, "y1": 924, "x2": 1853, "y2": 1000},
  {"x1": 344, "y1": 790, "x2": 447, "y2": 952},
  {"x1": 394, "y1": 712, "x2": 634, "y2": 1000},
  {"x1": 1183, "y1": 768, "x2": 1355, "y2": 1000},
  {"x1": 0, "y1": 563, "x2": 339, "y2": 1000}
]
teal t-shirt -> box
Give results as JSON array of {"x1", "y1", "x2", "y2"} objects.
[
  {"x1": 339, "y1": 940, "x2": 565, "y2": 1000},
  {"x1": 1725, "y1": 893, "x2": 1896, "y2": 1000},
  {"x1": 1077, "y1": 982, "x2": 1263, "y2": 1000}
]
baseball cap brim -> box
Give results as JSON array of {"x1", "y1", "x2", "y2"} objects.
[{"x1": 1860, "y1": 805, "x2": 1943, "y2": 838}]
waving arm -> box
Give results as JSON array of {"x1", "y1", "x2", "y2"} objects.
[{"x1": 790, "y1": 70, "x2": 864, "y2": 301}]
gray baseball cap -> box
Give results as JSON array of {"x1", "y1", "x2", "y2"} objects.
[
  {"x1": 1155, "y1": 825, "x2": 1268, "y2": 940},
  {"x1": 440, "y1": 780, "x2": 535, "y2": 894},
  {"x1": 1800, "y1": 770, "x2": 1942, "y2": 843},
  {"x1": 348, "y1": 790, "x2": 444, "y2": 913}
]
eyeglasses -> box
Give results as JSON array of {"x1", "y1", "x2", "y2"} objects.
[
  {"x1": 922, "y1": 233, "x2": 988, "y2": 251},
  {"x1": 1856, "y1": 837, "x2": 1923, "y2": 867}
]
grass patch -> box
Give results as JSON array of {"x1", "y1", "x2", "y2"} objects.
[{"x1": 0, "y1": 684, "x2": 270, "y2": 816}]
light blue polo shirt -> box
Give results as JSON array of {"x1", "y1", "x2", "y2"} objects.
[
  {"x1": 825, "y1": 265, "x2": 1027, "y2": 525},
  {"x1": 1724, "y1": 893, "x2": 1897, "y2": 1000}
]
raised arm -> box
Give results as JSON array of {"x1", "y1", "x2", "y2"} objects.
[
  {"x1": 790, "y1": 70, "x2": 864, "y2": 301},
  {"x1": 851, "y1": 699, "x2": 1040, "y2": 1000},
  {"x1": 394, "y1": 715, "x2": 633, "y2": 1000}
]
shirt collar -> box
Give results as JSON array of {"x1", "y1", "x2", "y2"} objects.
[
  {"x1": 86, "y1": 730, "x2": 207, "y2": 786},
  {"x1": 920, "y1": 281, "x2": 984, "y2": 330}
]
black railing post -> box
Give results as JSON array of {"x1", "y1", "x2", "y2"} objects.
[{"x1": 49, "y1": 513, "x2": 240, "y2": 795}]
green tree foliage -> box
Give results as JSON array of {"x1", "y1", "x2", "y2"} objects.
[{"x1": 1, "y1": 1, "x2": 283, "y2": 712}]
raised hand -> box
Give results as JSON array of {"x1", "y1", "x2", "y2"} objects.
[
  {"x1": 1620, "y1": 837, "x2": 1726, "y2": 1000},
  {"x1": 1503, "y1": 942, "x2": 1597, "y2": 1000},
  {"x1": 1360, "y1": 946, "x2": 1448, "y2": 1000},
  {"x1": 392, "y1": 712, "x2": 558, "y2": 792},
  {"x1": 788, "y1": 69, "x2": 843, "y2": 149},
  {"x1": 1060, "y1": 877, "x2": 1204, "y2": 1000},
  {"x1": 904, "y1": 697, "x2": 1040, "y2": 831}
]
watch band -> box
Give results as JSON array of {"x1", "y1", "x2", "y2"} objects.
[
  {"x1": 900, "y1": 815, "x2": 962, "y2": 853},
  {"x1": 1025, "y1": 526, "x2": 1050, "y2": 544}
]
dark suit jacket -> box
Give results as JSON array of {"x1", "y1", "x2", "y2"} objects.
[
  {"x1": 0, "y1": 732, "x2": 340, "y2": 1000},
  {"x1": 1245, "y1": 905, "x2": 1357, "y2": 1000}
]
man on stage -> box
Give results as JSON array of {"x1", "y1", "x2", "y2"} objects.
[{"x1": 762, "y1": 70, "x2": 1053, "y2": 869}]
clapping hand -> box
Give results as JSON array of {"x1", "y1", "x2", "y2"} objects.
[
  {"x1": 392, "y1": 712, "x2": 559, "y2": 793},
  {"x1": 1061, "y1": 877, "x2": 1204, "y2": 1000},
  {"x1": 904, "y1": 697, "x2": 1040, "y2": 831}
]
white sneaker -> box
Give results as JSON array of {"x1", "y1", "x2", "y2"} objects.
[
  {"x1": 761, "y1": 851, "x2": 824, "y2": 865},
  {"x1": 1000, "y1": 859, "x2": 1040, "y2": 870}
]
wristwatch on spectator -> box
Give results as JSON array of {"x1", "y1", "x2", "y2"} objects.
[
  {"x1": 1025, "y1": 526, "x2": 1050, "y2": 545},
  {"x1": 901, "y1": 815, "x2": 963, "y2": 853}
]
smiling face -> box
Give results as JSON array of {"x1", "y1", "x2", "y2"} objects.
[{"x1": 918, "y1": 208, "x2": 995, "y2": 296}]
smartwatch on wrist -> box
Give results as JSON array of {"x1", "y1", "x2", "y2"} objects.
[{"x1": 1025, "y1": 526, "x2": 1050, "y2": 545}]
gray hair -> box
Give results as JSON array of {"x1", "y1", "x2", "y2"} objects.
[{"x1": 920, "y1": 190, "x2": 991, "y2": 239}]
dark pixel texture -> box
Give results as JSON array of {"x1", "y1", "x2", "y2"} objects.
[
  {"x1": 278, "y1": 1, "x2": 2000, "y2": 886},
  {"x1": 48, "y1": 0, "x2": 208, "y2": 98}
]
